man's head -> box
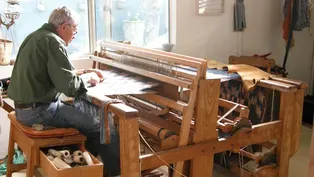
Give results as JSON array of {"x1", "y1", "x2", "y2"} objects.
[{"x1": 48, "y1": 6, "x2": 80, "y2": 46}]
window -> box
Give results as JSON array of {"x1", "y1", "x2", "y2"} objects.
[
  {"x1": 95, "y1": 0, "x2": 170, "y2": 49},
  {"x1": 0, "y1": 0, "x2": 170, "y2": 59},
  {"x1": 0, "y1": 0, "x2": 89, "y2": 58}
]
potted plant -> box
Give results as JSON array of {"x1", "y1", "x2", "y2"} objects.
[{"x1": 123, "y1": 11, "x2": 145, "y2": 47}]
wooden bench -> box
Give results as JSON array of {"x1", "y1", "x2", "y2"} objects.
[{"x1": 6, "y1": 111, "x2": 87, "y2": 177}]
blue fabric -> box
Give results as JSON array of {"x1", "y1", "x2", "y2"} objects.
[
  {"x1": 0, "y1": 149, "x2": 25, "y2": 175},
  {"x1": 178, "y1": 66, "x2": 241, "y2": 82}
]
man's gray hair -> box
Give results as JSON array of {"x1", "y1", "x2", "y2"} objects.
[{"x1": 48, "y1": 6, "x2": 80, "y2": 27}]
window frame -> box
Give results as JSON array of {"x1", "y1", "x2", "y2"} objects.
[{"x1": 9, "y1": 0, "x2": 173, "y2": 61}]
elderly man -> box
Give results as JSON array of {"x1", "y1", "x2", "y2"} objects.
[{"x1": 7, "y1": 6, "x2": 120, "y2": 177}]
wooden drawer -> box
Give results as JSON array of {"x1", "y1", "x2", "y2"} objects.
[{"x1": 39, "y1": 147, "x2": 103, "y2": 177}]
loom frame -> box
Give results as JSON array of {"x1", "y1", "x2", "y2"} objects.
[{"x1": 84, "y1": 41, "x2": 307, "y2": 177}]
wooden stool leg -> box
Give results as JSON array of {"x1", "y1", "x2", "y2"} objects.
[
  {"x1": 6, "y1": 124, "x2": 15, "y2": 177},
  {"x1": 26, "y1": 148, "x2": 35, "y2": 177}
]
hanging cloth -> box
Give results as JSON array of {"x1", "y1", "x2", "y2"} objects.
[
  {"x1": 234, "y1": 0, "x2": 246, "y2": 31},
  {"x1": 282, "y1": 0, "x2": 312, "y2": 69}
]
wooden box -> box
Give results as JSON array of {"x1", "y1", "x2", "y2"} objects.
[{"x1": 39, "y1": 147, "x2": 103, "y2": 177}]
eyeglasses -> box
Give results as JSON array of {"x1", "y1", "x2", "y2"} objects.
[{"x1": 67, "y1": 23, "x2": 78, "y2": 35}]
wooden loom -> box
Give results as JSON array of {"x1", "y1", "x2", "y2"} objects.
[{"x1": 82, "y1": 40, "x2": 306, "y2": 177}]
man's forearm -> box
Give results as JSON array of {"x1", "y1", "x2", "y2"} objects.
[
  {"x1": 75, "y1": 68, "x2": 97, "y2": 76},
  {"x1": 75, "y1": 69, "x2": 88, "y2": 76}
]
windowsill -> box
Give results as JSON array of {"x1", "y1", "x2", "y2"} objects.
[{"x1": 68, "y1": 53, "x2": 92, "y2": 61}]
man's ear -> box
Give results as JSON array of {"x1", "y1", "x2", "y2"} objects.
[{"x1": 61, "y1": 23, "x2": 66, "y2": 30}]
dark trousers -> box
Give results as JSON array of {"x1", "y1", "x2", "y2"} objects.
[{"x1": 15, "y1": 99, "x2": 121, "y2": 177}]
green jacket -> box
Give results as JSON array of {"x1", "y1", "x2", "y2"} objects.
[{"x1": 7, "y1": 23, "x2": 87, "y2": 104}]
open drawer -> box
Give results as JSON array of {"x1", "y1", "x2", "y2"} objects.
[{"x1": 39, "y1": 145, "x2": 103, "y2": 177}]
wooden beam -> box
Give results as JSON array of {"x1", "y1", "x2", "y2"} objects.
[
  {"x1": 134, "y1": 94, "x2": 186, "y2": 112},
  {"x1": 277, "y1": 92, "x2": 294, "y2": 177},
  {"x1": 290, "y1": 89, "x2": 304, "y2": 157},
  {"x1": 102, "y1": 40, "x2": 204, "y2": 68},
  {"x1": 172, "y1": 62, "x2": 207, "y2": 177},
  {"x1": 257, "y1": 79, "x2": 297, "y2": 92},
  {"x1": 90, "y1": 55, "x2": 192, "y2": 89},
  {"x1": 140, "y1": 121, "x2": 281, "y2": 171},
  {"x1": 190, "y1": 79, "x2": 220, "y2": 177},
  {"x1": 85, "y1": 93, "x2": 138, "y2": 119},
  {"x1": 271, "y1": 77, "x2": 308, "y2": 89},
  {"x1": 119, "y1": 117, "x2": 140, "y2": 177}
]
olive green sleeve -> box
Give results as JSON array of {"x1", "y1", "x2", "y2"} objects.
[{"x1": 46, "y1": 40, "x2": 87, "y2": 98}]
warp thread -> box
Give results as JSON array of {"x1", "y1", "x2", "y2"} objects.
[
  {"x1": 100, "y1": 99, "x2": 123, "y2": 144},
  {"x1": 74, "y1": 95, "x2": 122, "y2": 144}
]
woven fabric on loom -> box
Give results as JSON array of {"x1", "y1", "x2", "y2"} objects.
[
  {"x1": 86, "y1": 69, "x2": 159, "y2": 96},
  {"x1": 73, "y1": 69, "x2": 160, "y2": 144},
  {"x1": 219, "y1": 80, "x2": 280, "y2": 125}
]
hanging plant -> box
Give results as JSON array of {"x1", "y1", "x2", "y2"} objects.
[{"x1": 6, "y1": 0, "x2": 21, "y2": 5}]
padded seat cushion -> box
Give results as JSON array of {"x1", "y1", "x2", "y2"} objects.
[{"x1": 8, "y1": 111, "x2": 79, "y2": 138}]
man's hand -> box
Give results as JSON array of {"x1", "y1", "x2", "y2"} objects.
[
  {"x1": 88, "y1": 69, "x2": 104, "y2": 82},
  {"x1": 80, "y1": 72, "x2": 103, "y2": 87},
  {"x1": 76, "y1": 68, "x2": 104, "y2": 82}
]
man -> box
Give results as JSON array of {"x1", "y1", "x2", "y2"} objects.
[{"x1": 7, "y1": 6, "x2": 120, "y2": 177}]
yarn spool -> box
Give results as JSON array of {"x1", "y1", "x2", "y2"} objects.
[
  {"x1": 63, "y1": 157, "x2": 74, "y2": 165},
  {"x1": 82, "y1": 152, "x2": 94, "y2": 165},
  {"x1": 73, "y1": 150, "x2": 83, "y2": 156},
  {"x1": 52, "y1": 157, "x2": 71, "y2": 169},
  {"x1": 48, "y1": 149, "x2": 63, "y2": 158},
  {"x1": 73, "y1": 155, "x2": 85, "y2": 164},
  {"x1": 59, "y1": 150, "x2": 70, "y2": 158}
]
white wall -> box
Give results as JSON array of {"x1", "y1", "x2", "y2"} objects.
[
  {"x1": 173, "y1": 0, "x2": 281, "y2": 64},
  {"x1": 172, "y1": 0, "x2": 312, "y2": 93}
]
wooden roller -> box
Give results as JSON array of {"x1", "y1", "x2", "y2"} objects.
[{"x1": 139, "y1": 119, "x2": 177, "y2": 140}]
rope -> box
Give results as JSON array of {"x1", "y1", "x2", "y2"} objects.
[
  {"x1": 218, "y1": 103, "x2": 239, "y2": 122},
  {"x1": 271, "y1": 89, "x2": 275, "y2": 121},
  {"x1": 139, "y1": 131, "x2": 188, "y2": 177}
]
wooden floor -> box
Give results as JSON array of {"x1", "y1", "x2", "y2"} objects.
[{"x1": 0, "y1": 125, "x2": 312, "y2": 177}]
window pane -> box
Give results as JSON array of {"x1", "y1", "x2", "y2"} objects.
[
  {"x1": 0, "y1": 0, "x2": 89, "y2": 58},
  {"x1": 95, "y1": 0, "x2": 169, "y2": 48}
]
